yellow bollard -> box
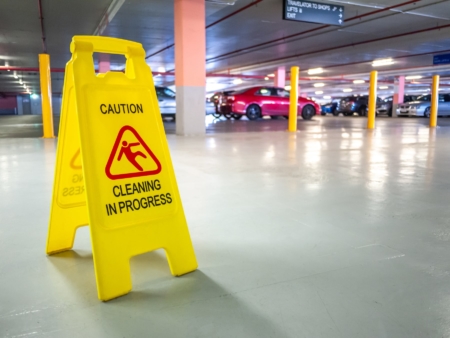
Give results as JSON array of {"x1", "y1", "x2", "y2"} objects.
[
  {"x1": 430, "y1": 75, "x2": 439, "y2": 128},
  {"x1": 39, "y1": 54, "x2": 55, "y2": 138},
  {"x1": 367, "y1": 70, "x2": 378, "y2": 130},
  {"x1": 288, "y1": 66, "x2": 299, "y2": 132}
]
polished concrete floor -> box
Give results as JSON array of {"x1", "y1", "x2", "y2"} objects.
[{"x1": 2, "y1": 116, "x2": 450, "y2": 337}]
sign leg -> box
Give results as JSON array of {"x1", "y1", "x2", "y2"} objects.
[
  {"x1": 93, "y1": 244, "x2": 132, "y2": 301},
  {"x1": 46, "y1": 207, "x2": 83, "y2": 254}
]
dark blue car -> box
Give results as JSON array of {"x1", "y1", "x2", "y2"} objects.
[{"x1": 321, "y1": 101, "x2": 338, "y2": 116}]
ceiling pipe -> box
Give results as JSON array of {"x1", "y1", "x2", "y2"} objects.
[
  {"x1": 230, "y1": 22, "x2": 450, "y2": 72},
  {"x1": 206, "y1": 0, "x2": 420, "y2": 63},
  {"x1": 145, "y1": 0, "x2": 263, "y2": 59},
  {"x1": 38, "y1": 0, "x2": 47, "y2": 53}
]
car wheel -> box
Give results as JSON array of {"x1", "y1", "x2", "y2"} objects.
[
  {"x1": 332, "y1": 111, "x2": 339, "y2": 116},
  {"x1": 224, "y1": 113, "x2": 232, "y2": 120},
  {"x1": 232, "y1": 114, "x2": 243, "y2": 120},
  {"x1": 358, "y1": 107, "x2": 366, "y2": 116},
  {"x1": 212, "y1": 112, "x2": 221, "y2": 118},
  {"x1": 246, "y1": 104, "x2": 261, "y2": 121},
  {"x1": 424, "y1": 108, "x2": 430, "y2": 118},
  {"x1": 270, "y1": 115, "x2": 278, "y2": 119},
  {"x1": 321, "y1": 113, "x2": 326, "y2": 116},
  {"x1": 301, "y1": 105, "x2": 316, "y2": 120},
  {"x1": 388, "y1": 108, "x2": 392, "y2": 117}
]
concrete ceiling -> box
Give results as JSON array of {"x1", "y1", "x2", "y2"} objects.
[{"x1": 0, "y1": 0, "x2": 450, "y2": 99}]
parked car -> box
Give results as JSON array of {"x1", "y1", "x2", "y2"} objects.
[
  {"x1": 219, "y1": 86, "x2": 320, "y2": 120},
  {"x1": 377, "y1": 95, "x2": 416, "y2": 116},
  {"x1": 397, "y1": 94, "x2": 450, "y2": 117},
  {"x1": 337, "y1": 95, "x2": 381, "y2": 116},
  {"x1": 155, "y1": 86, "x2": 176, "y2": 120},
  {"x1": 321, "y1": 101, "x2": 338, "y2": 115},
  {"x1": 210, "y1": 91, "x2": 235, "y2": 118}
]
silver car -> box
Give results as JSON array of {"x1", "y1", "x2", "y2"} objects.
[
  {"x1": 397, "y1": 94, "x2": 450, "y2": 117},
  {"x1": 377, "y1": 95, "x2": 416, "y2": 116},
  {"x1": 156, "y1": 86, "x2": 176, "y2": 120}
]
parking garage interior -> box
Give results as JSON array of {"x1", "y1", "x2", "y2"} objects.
[{"x1": 2, "y1": 0, "x2": 450, "y2": 337}]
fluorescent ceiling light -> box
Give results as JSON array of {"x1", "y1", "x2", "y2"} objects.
[
  {"x1": 372, "y1": 58, "x2": 394, "y2": 67},
  {"x1": 314, "y1": 83, "x2": 325, "y2": 87},
  {"x1": 323, "y1": 95, "x2": 331, "y2": 99},
  {"x1": 267, "y1": 73, "x2": 275, "y2": 77},
  {"x1": 19, "y1": 79, "x2": 23, "y2": 84},
  {"x1": 13, "y1": 72, "x2": 17, "y2": 78},
  {"x1": 405, "y1": 75, "x2": 422, "y2": 80},
  {"x1": 22, "y1": 84, "x2": 26, "y2": 88},
  {"x1": 284, "y1": 85, "x2": 291, "y2": 90},
  {"x1": 379, "y1": 86, "x2": 389, "y2": 89},
  {"x1": 315, "y1": 91, "x2": 323, "y2": 95},
  {"x1": 308, "y1": 68, "x2": 323, "y2": 75},
  {"x1": 157, "y1": 66, "x2": 166, "y2": 73},
  {"x1": 353, "y1": 80, "x2": 365, "y2": 84},
  {"x1": 343, "y1": 88, "x2": 352, "y2": 92},
  {"x1": 264, "y1": 76, "x2": 269, "y2": 80},
  {"x1": 233, "y1": 78, "x2": 243, "y2": 85}
]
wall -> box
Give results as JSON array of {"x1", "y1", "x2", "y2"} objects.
[
  {"x1": 0, "y1": 96, "x2": 18, "y2": 115},
  {"x1": 30, "y1": 95, "x2": 62, "y2": 115}
]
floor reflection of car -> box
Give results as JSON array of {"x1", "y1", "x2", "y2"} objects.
[
  {"x1": 377, "y1": 95, "x2": 416, "y2": 116},
  {"x1": 156, "y1": 86, "x2": 176, "y2": 120},
  {"x1": 398, "y1": 94, "x2": 450, "y2": 117},
  {"x1": 219, "y1": 86, "x2": 320, "y2": 120},
  {"x1": 321, "y1": 101, "x2": 338, "y2": 115}
]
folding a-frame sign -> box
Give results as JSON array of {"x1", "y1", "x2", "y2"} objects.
[{"x1": 46, "y1": 36, "x2": 197, "y2": 301}]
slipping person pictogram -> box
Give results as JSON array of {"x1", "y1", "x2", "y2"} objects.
[
  {"x1": 105, "y1": 125, "x2": 162, "y2": 180},
  {"x1": 118, "y1": 141, "x2": 146, "y2": 171}
]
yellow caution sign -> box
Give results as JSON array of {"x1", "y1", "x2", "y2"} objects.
[{"x1": 46, "y1": 36, "x2": 197, "y2": 301}]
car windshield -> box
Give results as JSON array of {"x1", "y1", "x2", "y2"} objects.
[
  {"x1": 416, "y1": 95, "x2": 431, "y2": 101},
  {"x1": 231, "y1": 88, "x2": 250, "y2": 95},
  {"x1": 156, "y1": 87, "x2": 175, "y2": 98},
  {"x1": 163, "y1": 88, "x2": 175, "y2": 98}
]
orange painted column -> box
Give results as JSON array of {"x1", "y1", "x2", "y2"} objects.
[
  {"x1": 98, "y1": 53, "x2": 110, "y2": 73},
  {"x1": 274, "y1": 66, "x2": 286, "y2": 88},
  {"x1": 174, "y1": 0, "x2": 206, "y2": 135},
  {"x1": 392, "y1": 76, "x2": 405, "y2": 118}
]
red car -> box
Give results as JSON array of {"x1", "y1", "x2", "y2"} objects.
[{"x1": 219, "y1": 86, "x2": 320, "y2": 120}]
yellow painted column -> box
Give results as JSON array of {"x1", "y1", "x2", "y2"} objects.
[
  {"x1": 288, "y1": 66, "x2": 299, "y2": 132},
  {"x1": 430, "y1": 75, "x2": 439, "y2": 128},
  {"x1": 39, "y1": 54, "x2": 54, "y2": 138},
  {"x1": 367, "y1": 70, "x2": 378, "y2": 129}
]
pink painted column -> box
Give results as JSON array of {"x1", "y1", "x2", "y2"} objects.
[
  {"x1": 174, "y1": 0, "x2": 206, "y2": 135},
  {"x1": 392, "y1": 76, "x2": 405, "y2": 118},
  {"x1": 274, "y1": 66, "x2": 286, "y2": 88},
  {"x1": 98, "y1": 53, "x2": 110, "y2": 73}
]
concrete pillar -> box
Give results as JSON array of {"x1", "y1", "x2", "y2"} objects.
[
  {"x1": 98, "y1": 53, "x2": 110, "y2": 73},
  {"x1": 16, "y1": 95, "x2": 23, "y2": 115},
  {"x1": 392, "y1": 76, "x2": 405, "y2": 118},
  {"x1": 274, "y1": 66, "x2": 286, "y2": 88},
  {"x1": 39, "y1": 53, "x2": 54, "y2": 138},
  {"x1": 174, "y1": 0, "x2": 205, "y2": 136}
]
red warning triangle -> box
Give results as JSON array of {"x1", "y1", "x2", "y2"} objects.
[
  {"x1": 70, "y1": 149, "x2": 82, "y2": 170},
  {"x1": 105, "y1": 125, "x2": 162, "y2": 180}
]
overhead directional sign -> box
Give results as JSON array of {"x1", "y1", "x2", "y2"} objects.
[
  {"x1": 433, "y1": 53, "x2": 450, "y2": 65},
  {"x1": 283, "y1": 0, "x2": 345, "y2": 26}
]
